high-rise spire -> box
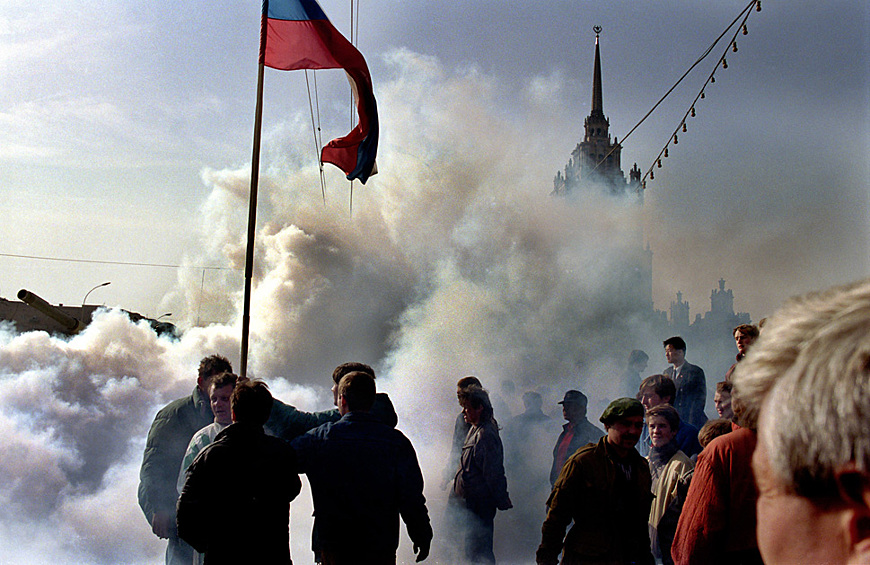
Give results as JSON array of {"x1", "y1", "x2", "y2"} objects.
[{"x1": 591, "y1": 26, "x2": 604, "y2": 118}]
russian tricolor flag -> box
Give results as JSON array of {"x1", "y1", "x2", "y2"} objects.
[{"x1": 261, "y1": 0, "x2": 378, "y2": 184}]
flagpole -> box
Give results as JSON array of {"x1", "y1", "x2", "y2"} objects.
[{"x1": 240, "y1": 5, "x2": 269, "y2": 379}]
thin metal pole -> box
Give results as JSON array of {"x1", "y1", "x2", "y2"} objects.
[{"x1": 240, "y1": 7, "x2": 269, "y2": 379}]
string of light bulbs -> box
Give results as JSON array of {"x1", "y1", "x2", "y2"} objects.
[{"x1": 641, "y1": 0, "x2": 762, "y2": 189}]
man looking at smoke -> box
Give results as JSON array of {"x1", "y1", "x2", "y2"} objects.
[
  {"x1": 292, "y1": 371, "x2": 433, "y2": 563},
  {"x1": 537, "y1": 398, "x2": 653, "y2": 565},
  {"x1": 138, "y1": 354, "x2": 232, "y2": 565}
]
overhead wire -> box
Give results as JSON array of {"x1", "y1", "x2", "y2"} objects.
[
  {"x1": 587, "y1": 0, "x2": 760, "y2": 190},
  {"x1": 640, "y1": 0, "x2": 760, "y2": 189},
  {"x1": 0, "y1": 252, "x2": 235, "y2": 270}
]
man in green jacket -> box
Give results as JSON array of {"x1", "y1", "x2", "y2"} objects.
[
  {"x1": 138, "y1": 354, "x2": 232, "y2": 565},
  {"x1": 537, "y1": 398, "x2": 654, "y2": 565}
]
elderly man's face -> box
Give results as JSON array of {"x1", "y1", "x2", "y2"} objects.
[{"x1": 752, "y1": 434, "x2": 851, "y2": 564}]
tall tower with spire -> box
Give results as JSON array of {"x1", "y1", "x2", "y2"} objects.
[{"x1": 552, "y1": 27, "x2": 642, "y2": 198}]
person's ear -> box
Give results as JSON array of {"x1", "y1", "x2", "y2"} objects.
[
  {"x1": 231, "y1": 407, "x2": 237, "y2": 422},
  {"x1": 835, "y1": 466, "x2": 870, "y2": 558}
]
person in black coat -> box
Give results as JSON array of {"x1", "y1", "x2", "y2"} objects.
[{"x1": 177, "y1": 380, "x2": 301, "y2": 564}]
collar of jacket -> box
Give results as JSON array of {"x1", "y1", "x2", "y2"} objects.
[{"x1": 340, "y1": 411, "x2": 380, "y2": 423}]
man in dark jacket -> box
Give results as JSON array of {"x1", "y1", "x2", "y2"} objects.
[
  {"x1": 549, "y1": 390, "x2": 605, "y2": 486},
  {"x1": 138, "y1": 354, "x2": 232, "y2": 565},
  {"x1": 177, "y1": 380, "x2": 301, "y2": 564},
  {"x1": 662, "y1": 337, "x2": 708, "y2": 429},
  {"x1": 537, "y1": 398, "x2": 654, "y2": 565},
  {"x1": 292, "y1": 371, "x2": 433, "y2": 564}
]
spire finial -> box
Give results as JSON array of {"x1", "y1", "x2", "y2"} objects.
[{"x1": 591, "y1": 26, "x2": 604, "y2": 117}]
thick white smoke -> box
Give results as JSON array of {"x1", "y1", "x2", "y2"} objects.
[{"x1": 1, "y1": 50, "x2": 660, "y2": 564}]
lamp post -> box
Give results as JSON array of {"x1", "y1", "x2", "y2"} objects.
[{"x1": 82, "y1": 281, "x2": 111, "y2": 308}]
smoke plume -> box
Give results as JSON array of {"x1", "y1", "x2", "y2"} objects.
[{"x1": 1, "y1": 50, "x2": 659, "y2": 564}]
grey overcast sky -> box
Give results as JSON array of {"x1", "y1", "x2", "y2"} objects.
[{"x1": 1, "y1": 0, "x2": 867, "y2": 321}]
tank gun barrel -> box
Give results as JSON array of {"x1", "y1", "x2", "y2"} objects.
[{"x1": 17, "y1": 289, "x2": 83, "y2": 333}]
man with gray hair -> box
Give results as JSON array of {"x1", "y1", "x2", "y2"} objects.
[{"x1": 731, "y1": 278, "x2": 870, "y2": 564}]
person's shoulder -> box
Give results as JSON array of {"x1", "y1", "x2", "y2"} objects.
[
  {"x1": 155, "y1": 390, "x2": 195, "y2": 416},
  {"x1": 671, "y1": 450, "x2": 694, "y2": 470},
  {"x1": 574, "y1": 436, "x2": 604, "y2": 459}
]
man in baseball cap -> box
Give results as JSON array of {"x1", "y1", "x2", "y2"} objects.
[
  {"x1": 537, "y1": 398, "x2": 653, "y2": 565},
  {"x1": 549, "y1": 390, "x2": 605, "y2": 486}
]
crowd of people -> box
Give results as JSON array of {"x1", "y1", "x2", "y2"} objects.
[{"x1": 138, "y1": 277, "x2": 870, "y2": 564}]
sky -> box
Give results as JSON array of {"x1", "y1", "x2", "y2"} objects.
[
  {"x1": 0, "y1": 0, "x2": 868, "y2": 563},
  {"x1": 0, "y1": 0, "x2": 866, "y2": 322}
]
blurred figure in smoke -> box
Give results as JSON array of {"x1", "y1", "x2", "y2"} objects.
[
  {"x1": 175, "y1": 371, "x2": 238, "y2": 565},
  {"x1": 662, "y1": 337, "x2": 708, "y2": 430},
  {"x1": 491, "y1": 379, "x2": 518, "y2": 421},
  {"x1": 549, "y1": 390, "x2": 605, "y2": 487},
  {"x1": 537, "y1": 398, "x2": 653, "y2": 565},
  {"x1": 451, "y1": 385, "x2": 512, "y2": 564},
  {"x1": 733, "y1": 278, "x2": 870, "y2": 564},
  {"x1": 646, "y1": 404, "x2": 694, "y2": 565},
  {"x1": 501, "y1": 392, "x2": 557, "y2": 562},
  {"x1": 724, "y1": 324, "x2": 759, "y2": 382},
  {"x1": 292, "y1": 371, "x2": 433, "y2": 564},
  {"x1": 636, "y1": 375, "x2": 701, "y2": 459},
  {"x1": 177, "y1": 380, "x2": 300, "y2": 563},
  {"x1": 713, "y1": 381, "x2": 734, "y2": 420},
  {"x1": 138, "y1": 353, "x2": 232, "y2": 565},
  {"x1": 621, "y1": 349, "x2": 649, "y2": 398}
]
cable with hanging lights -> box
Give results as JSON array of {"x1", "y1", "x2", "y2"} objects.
[{"x1": 640, "y1": 0, "x2": 761, "y2": 189}]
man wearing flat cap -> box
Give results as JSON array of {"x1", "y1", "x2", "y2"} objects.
[
  {"x1": 537, "y1": 398, "x2": 654, "y2": 565},
  {"x1": 549, "y1": 390, "x2": 605, "y2": 486}
]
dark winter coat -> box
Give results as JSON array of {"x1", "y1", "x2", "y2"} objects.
[
  {"x1": 176, "y1": 422, "x2": 301, "y2": 564},
  {"x1": 291, "y1": 411, "x2": 432, "y2": 561},
  {"x1": 664, "y1": 362, "x2": 708, "y2": 429}
]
